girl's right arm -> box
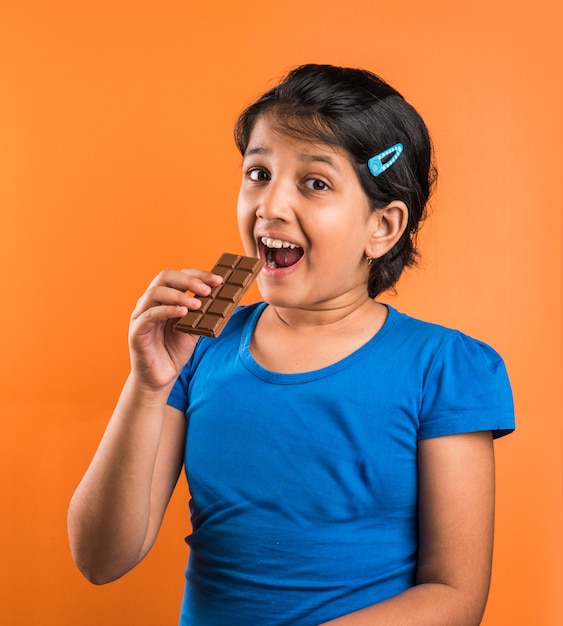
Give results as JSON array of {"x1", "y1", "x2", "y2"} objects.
[{"x1": 67, "y1": 268, "x2": 223, "y2": 584}]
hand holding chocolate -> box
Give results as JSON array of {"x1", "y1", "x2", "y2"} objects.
[{"x1": 173, "y1": 253, "x2": 264, "y2": 338}]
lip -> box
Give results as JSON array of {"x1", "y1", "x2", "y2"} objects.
[
  {"x1": 261, "y1": 256, "x2": 303, "y2": 277},
  {"x1": 255, "y1": 231, "x2": 304, "y2": 250},
  {"x1": 255, "y1": 232, "x2": 305, "y2": 276}
]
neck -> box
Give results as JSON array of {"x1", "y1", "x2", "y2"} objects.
[{"x1": 268, "y1": 294, "x2": 380, "y2": 332}]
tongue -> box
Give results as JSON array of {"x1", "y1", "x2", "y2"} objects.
[{"x1": 271, "y1": 247, "x2": 303, "y2": 268}]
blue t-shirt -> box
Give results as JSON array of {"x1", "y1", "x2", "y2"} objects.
[{"x1": 168, "y1": 303, "x2": 515, "y2": 625}]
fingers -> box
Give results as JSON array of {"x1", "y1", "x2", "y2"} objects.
[
  {"x1": 132, "y1": 268, "x2": 223, "y2": 323},
  {"x1": 148, "y1": 268, "x2": 223, "y2": 295}
]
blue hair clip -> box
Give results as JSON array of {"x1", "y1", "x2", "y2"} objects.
[{"x1": 367, "y1": 143, "x2": 404, "y2": 177}]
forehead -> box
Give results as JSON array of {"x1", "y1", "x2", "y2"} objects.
[{"x1": 245, "y1": 114, "x2": 347, "y2": 162}]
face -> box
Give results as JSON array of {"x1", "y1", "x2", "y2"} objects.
[{"x1": 237, "y1": 115, "x2": 378, "y2": 311}]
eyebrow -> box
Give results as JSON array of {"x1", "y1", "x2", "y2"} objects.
[
  {"x1": 243, "y1": 147, "x2": 268, "y2": 158},
  {"x1": 243, "y1": 147, "x2": 339, "y2": 169},
  {"x1": 300, "y1": 153, "x2": 337, "y2": 168}
]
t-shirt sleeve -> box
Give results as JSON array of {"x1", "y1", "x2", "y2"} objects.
[
  {"x1": 165, "y1": 305, "x2": 255, "y2": 416},
  {"x1": 167, "y1": 355, "x2": 195, "y2": 414},
  {"x1": 418, "y1": 331, "x2": 515, "y2": 440}
]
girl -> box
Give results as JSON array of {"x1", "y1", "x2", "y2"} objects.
[{"x1": 68, "y1": 64, "x2": 515, "y2": 625}]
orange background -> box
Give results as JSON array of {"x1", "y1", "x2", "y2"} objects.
[{"x1": 1, "y1": 1, "x2": 561, "y2": 624}]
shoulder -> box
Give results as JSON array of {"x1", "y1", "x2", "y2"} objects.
[
  {"x1": 386, "y1": 306, "x2": 505, "y2": 362},
  {"x1": 384, "y1": 306, "x2": 515, "y2": 439},
  {"x1": 383, "y1": 306, "x2": 489, "y2": 367},
  {"x1": 167, "y1": 302, "x2": 264, "y2": 412}
]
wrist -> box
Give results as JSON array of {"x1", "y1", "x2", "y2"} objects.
[{"x1": 124, "y1": 371, "x2": 176, "y2": 407}]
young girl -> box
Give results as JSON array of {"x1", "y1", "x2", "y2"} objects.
[{"x1": 68, "y1": 64, "x2": 515, "y2": 625}]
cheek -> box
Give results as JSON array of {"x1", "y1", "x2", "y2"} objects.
[
  {"x1": 236, "y1": 196, "x2": 255, "y2": 250},
  {"x1": 313, "y1": 221, "x2": 370, "y2": 273},
  {"x1": 314, "y1": 215, "x2": 365, "y2": 252}
]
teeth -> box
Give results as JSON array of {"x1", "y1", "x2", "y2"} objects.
[{"x1": 261, "y1": 237, "x2": 299, "y2": 249}]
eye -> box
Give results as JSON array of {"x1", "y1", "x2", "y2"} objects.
[
  {"x1": 304, "y1": 178, "x2": 329, "y2": 191},
  {"x1": 247, "y1": 167, "x2": 270, "y2": 182}
]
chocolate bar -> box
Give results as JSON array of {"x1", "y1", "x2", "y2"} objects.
[{"x1": 173, "y1": 253, "x2": 264, "y2": 338}]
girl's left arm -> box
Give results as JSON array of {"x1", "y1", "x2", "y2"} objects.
[{"x1": 322, "y1": 431, "x2": 495, "y2": 626}]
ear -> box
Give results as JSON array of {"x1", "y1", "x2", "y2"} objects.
[{"x1": 365, "y1": 200, "x2": 408, "y2": 259}]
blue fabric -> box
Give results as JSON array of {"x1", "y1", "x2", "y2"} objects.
[{"x1": 168, "y1": 303, "x2": 515, "y2": 625}]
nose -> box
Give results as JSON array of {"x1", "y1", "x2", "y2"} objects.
[{"x1": 255, "y1": 179, "x2": 295, "y2": 222}]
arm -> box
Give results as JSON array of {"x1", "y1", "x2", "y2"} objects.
[
  {"x1": 67, "y1": 268, "x2": 223, "y2": 584},
  {"x1": 322, "y1": 431, "x2": 495, "y2": 626}
]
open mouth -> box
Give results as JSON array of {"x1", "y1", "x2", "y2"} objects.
[{"x1": 258, "y1": 237, "x2": 304, "y2": 269}]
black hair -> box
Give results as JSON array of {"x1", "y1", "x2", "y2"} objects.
[{"x1": 234, "y1": 64, "x2": 437, "y2": 298}]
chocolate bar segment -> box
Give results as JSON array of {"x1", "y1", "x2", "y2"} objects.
[{"x1": 173, "y1": 253, "x2": 264, "y2": 338}]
